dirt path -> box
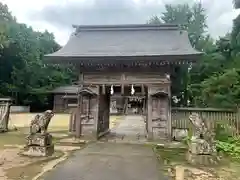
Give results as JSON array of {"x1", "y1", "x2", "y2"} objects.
[{"x1": 42, "y1": 142, "x2": 165, "y2": 180}]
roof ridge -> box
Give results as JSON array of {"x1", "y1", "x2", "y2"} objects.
[{"x1": 73, "y1": 24, "x2": 179, "y2": 32}]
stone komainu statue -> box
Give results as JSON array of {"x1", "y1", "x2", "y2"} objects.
[
  {"x1": 187, "y1": 112, "x2": 218, "y2": 165},
  {"x1": 24, "y1": 110, "x2": 55, "y2": 157},
  {"x1": 29, "y1": 110, "x2": 54, "y2": 135}
]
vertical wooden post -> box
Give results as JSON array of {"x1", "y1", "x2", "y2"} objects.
[
  {"x1": 106, "y1": 89, "x2": 111, "y2": 130},
  {"x1": 141, "y1": 84, "x2": 145, "y2": 95},
  {"x1": 87, "y1": 97, "x2": 90, "y2": 118},
  {"x1": 102, "y1": 84, "x2": 106, "y2": 95},
  {"x1": 167, "y1": 82, "x2": 172, "y2": 141},
  {"x1": 93, "y1": 86, "x2": 100, "y2": 138},
  {"x1": 147, "y1": 86, "x2": 153, "y2": 140},
  {"x1": 121, "y1": 73, "x2": 125, "y2": 95},
  {"x1": 69, "y1": 109, "x2": 74, "y2": 132},
  {"x1": 237, "y1": 108, "x2": 240, "y2": 135},
  {"x1": 76, "y1": 72, "x2": 84, "y2": 138}
]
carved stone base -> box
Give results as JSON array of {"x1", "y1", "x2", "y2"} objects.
[
  {"x1": 0, "y1": 128, "x2": 8, "y2": 133},
  {"x1": 189, "y1": 139, "x2": 213, "y2": 155},
  {"x1": 22, "y1": 144, "x2": 54, "y2": 157},
  {"x1": 186, "y1": 151, "x2": 219, "y2": 165},
  {"x1": 26, "y1": 133, "x2": 53, "y2": 146},
  {"x1": 23, "y1": 133, "x2": 54, "y2": 157}
]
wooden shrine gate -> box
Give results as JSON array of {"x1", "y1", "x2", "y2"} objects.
[
  {"x1": 45, "y1": 24, "x2": 202, "y2": 141},
  {"x1": 68, "y1": 73, "x2": 172, "y2": 141}
]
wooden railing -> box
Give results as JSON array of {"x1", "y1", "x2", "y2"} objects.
[{"x1": 171, "y1": 107, "x2": 240, "y2": 136}]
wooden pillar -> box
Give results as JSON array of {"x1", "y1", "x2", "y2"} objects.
[
  {"x1": 69, "y1": 108, "x2": 75, "y2": 132},
  {"x1": 167, "y1": 82, "x2": 172, "y2": 141},
  {"x1": 93, "y1": 86, "x2": 100, "y2": 137},
  {"x1": 147, "y1": 86, "x2": 153, "y2": 140},
  {"x1": 75, "y1": 72, "x2": 84, "y2": 138},
  {"x1": 102, "y1": 84, "x2": 106, "y2": 95},
  {"x1": 141, "y1": 84, "x2": 145, "y2": 95},
  {"x1": 87, "y1": 97, "x2": 90, "y2": 117},
  {"x1": 121, "y1": 73, "x2": 125, "y2": 95},
  {"x1": 105, "y1": 90, "x2": 111, "y2": 130}
]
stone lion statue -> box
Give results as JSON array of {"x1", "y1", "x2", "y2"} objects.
[
  {"x1": 189, "y1": 112, "x2": 216, "y2": 150},
  {"x1": 29, "y1": 110, "x2": 54, "y2": 135},
  {"x1": 189, "y1": 112, "x2": 207, "y2": 140}
]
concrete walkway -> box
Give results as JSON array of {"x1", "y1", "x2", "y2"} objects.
[{"x1": 43, "y1": 142, "x2": 166, "y2": 180}]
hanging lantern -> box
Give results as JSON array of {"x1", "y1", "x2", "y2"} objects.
[
  {"x1": 165, "y1": 74, "x2": 170, "y2": 80},
  {"x1": 131, "y1": 84, "x2": 135, "y2": 95},
  {"x1": 110, "y1": 85, "x2": 114, "y2": 95}
]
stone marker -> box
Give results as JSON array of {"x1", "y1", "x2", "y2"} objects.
[
  {"x1": 186, "y1": 113, "x2": 219, "y2": 165},
  {"x1": 22, "y1": 110, "x2": 55, "y2": 157}
]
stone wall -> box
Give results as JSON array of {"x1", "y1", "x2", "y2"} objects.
[{"x1": 10, "y1": 106, "x2": 30, "y2": 113}]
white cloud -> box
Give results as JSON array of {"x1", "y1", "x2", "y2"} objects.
[{"x1": 0, "y1": 0, "x2": 239, "y2": 45}]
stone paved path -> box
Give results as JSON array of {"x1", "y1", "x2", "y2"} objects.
[
  {"x1": 43, "y1": 142, "x2": 166, "y2": 180},
  {"x1": 112, "y1": 115, "x2": 146, "y2": 136},
  {"x1": 101, "y1": 115, "x2": 148, "y2": 143}
]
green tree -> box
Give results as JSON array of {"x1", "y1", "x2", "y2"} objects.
[
  {"x1": 0, "y1": 2, "x2": 76, "y2": 108},
  {"x1": 148, "y1": 3, "x2": 207, "y2": 49},
  {"x1": 0, "y1": 3, "x2": 14, "y2": 51},
  {"x1": 201, "y1": 68, "x2": 240, "y2": 108},
  {"x1": 231, "y1": 0, "x2": 240, "y2": 56},
  {"x1": 148, "y1": 2, "x2": 209, "y2": 106},
  {"x1": 147, "y1": 2, "x2": 240, "y2": 108},
  {"x1": 194, "y1": 0, "x2": 240, "y2": 108},
  {"x1": 147, "y1": 16, "x2": 162, "y2": 24}
]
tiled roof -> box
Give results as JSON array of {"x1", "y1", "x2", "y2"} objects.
[{"x1": 45, "y1": 24, "x2": 202, "y2": 62}]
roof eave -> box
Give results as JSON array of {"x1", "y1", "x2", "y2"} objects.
[{"x1": 44, "y1": 53, "x2": 203, "y2": 64}]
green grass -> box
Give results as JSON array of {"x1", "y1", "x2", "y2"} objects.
[
  {"x1": 154, "y1": 146, "x2": 186, "y2": 163},
  {"x1": 0, "y1": 129, "x2": 26, "y2": 148},
  {"x1": 0, "y1": 114, "x2": 122, "y2": 148},
  {"x1": 153, "y1": 145, "x2": 240, "y2": 179},
  {"x1": 0, "y1": 114, "x2": 121, "y2": 148},
  {"x1": 153, "y1": 146, "x2": 187, "y2": 176},
  {"x1": 0, "y1": 128, "x2": 72, "y2": 149}
]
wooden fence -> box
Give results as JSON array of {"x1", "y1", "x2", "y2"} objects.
[{"x1": 171, "y1": 107, "x2": 240, "y2": 136}]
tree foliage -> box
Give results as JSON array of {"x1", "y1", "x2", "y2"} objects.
[
  {"x1": 0, "y1": 2, "x2": 76, "y2": 108},
  {"x1": 148, "y1": 2, "x2": 240, "y2": 108},
  {"x1": 148, "y1": 2, "x2": 209, "y2": 106}
]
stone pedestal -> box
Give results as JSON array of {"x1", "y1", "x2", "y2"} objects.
[
  {"x1": 22, "y1": 133, "x2": 54, "y2": 157},
  {"x1": 186, "y1": 152, "x2": 218, "y2": 165},
  {"x1": 187, "y1": 139, "x2": 218, "y2": 166},
  {"x1": 0, "y1": 127, "x2": 8, "y2": 133}
]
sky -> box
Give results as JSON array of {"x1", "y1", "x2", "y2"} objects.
[{"x1": 1, "y1": 0, "x2": 239, "y2": 45}]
